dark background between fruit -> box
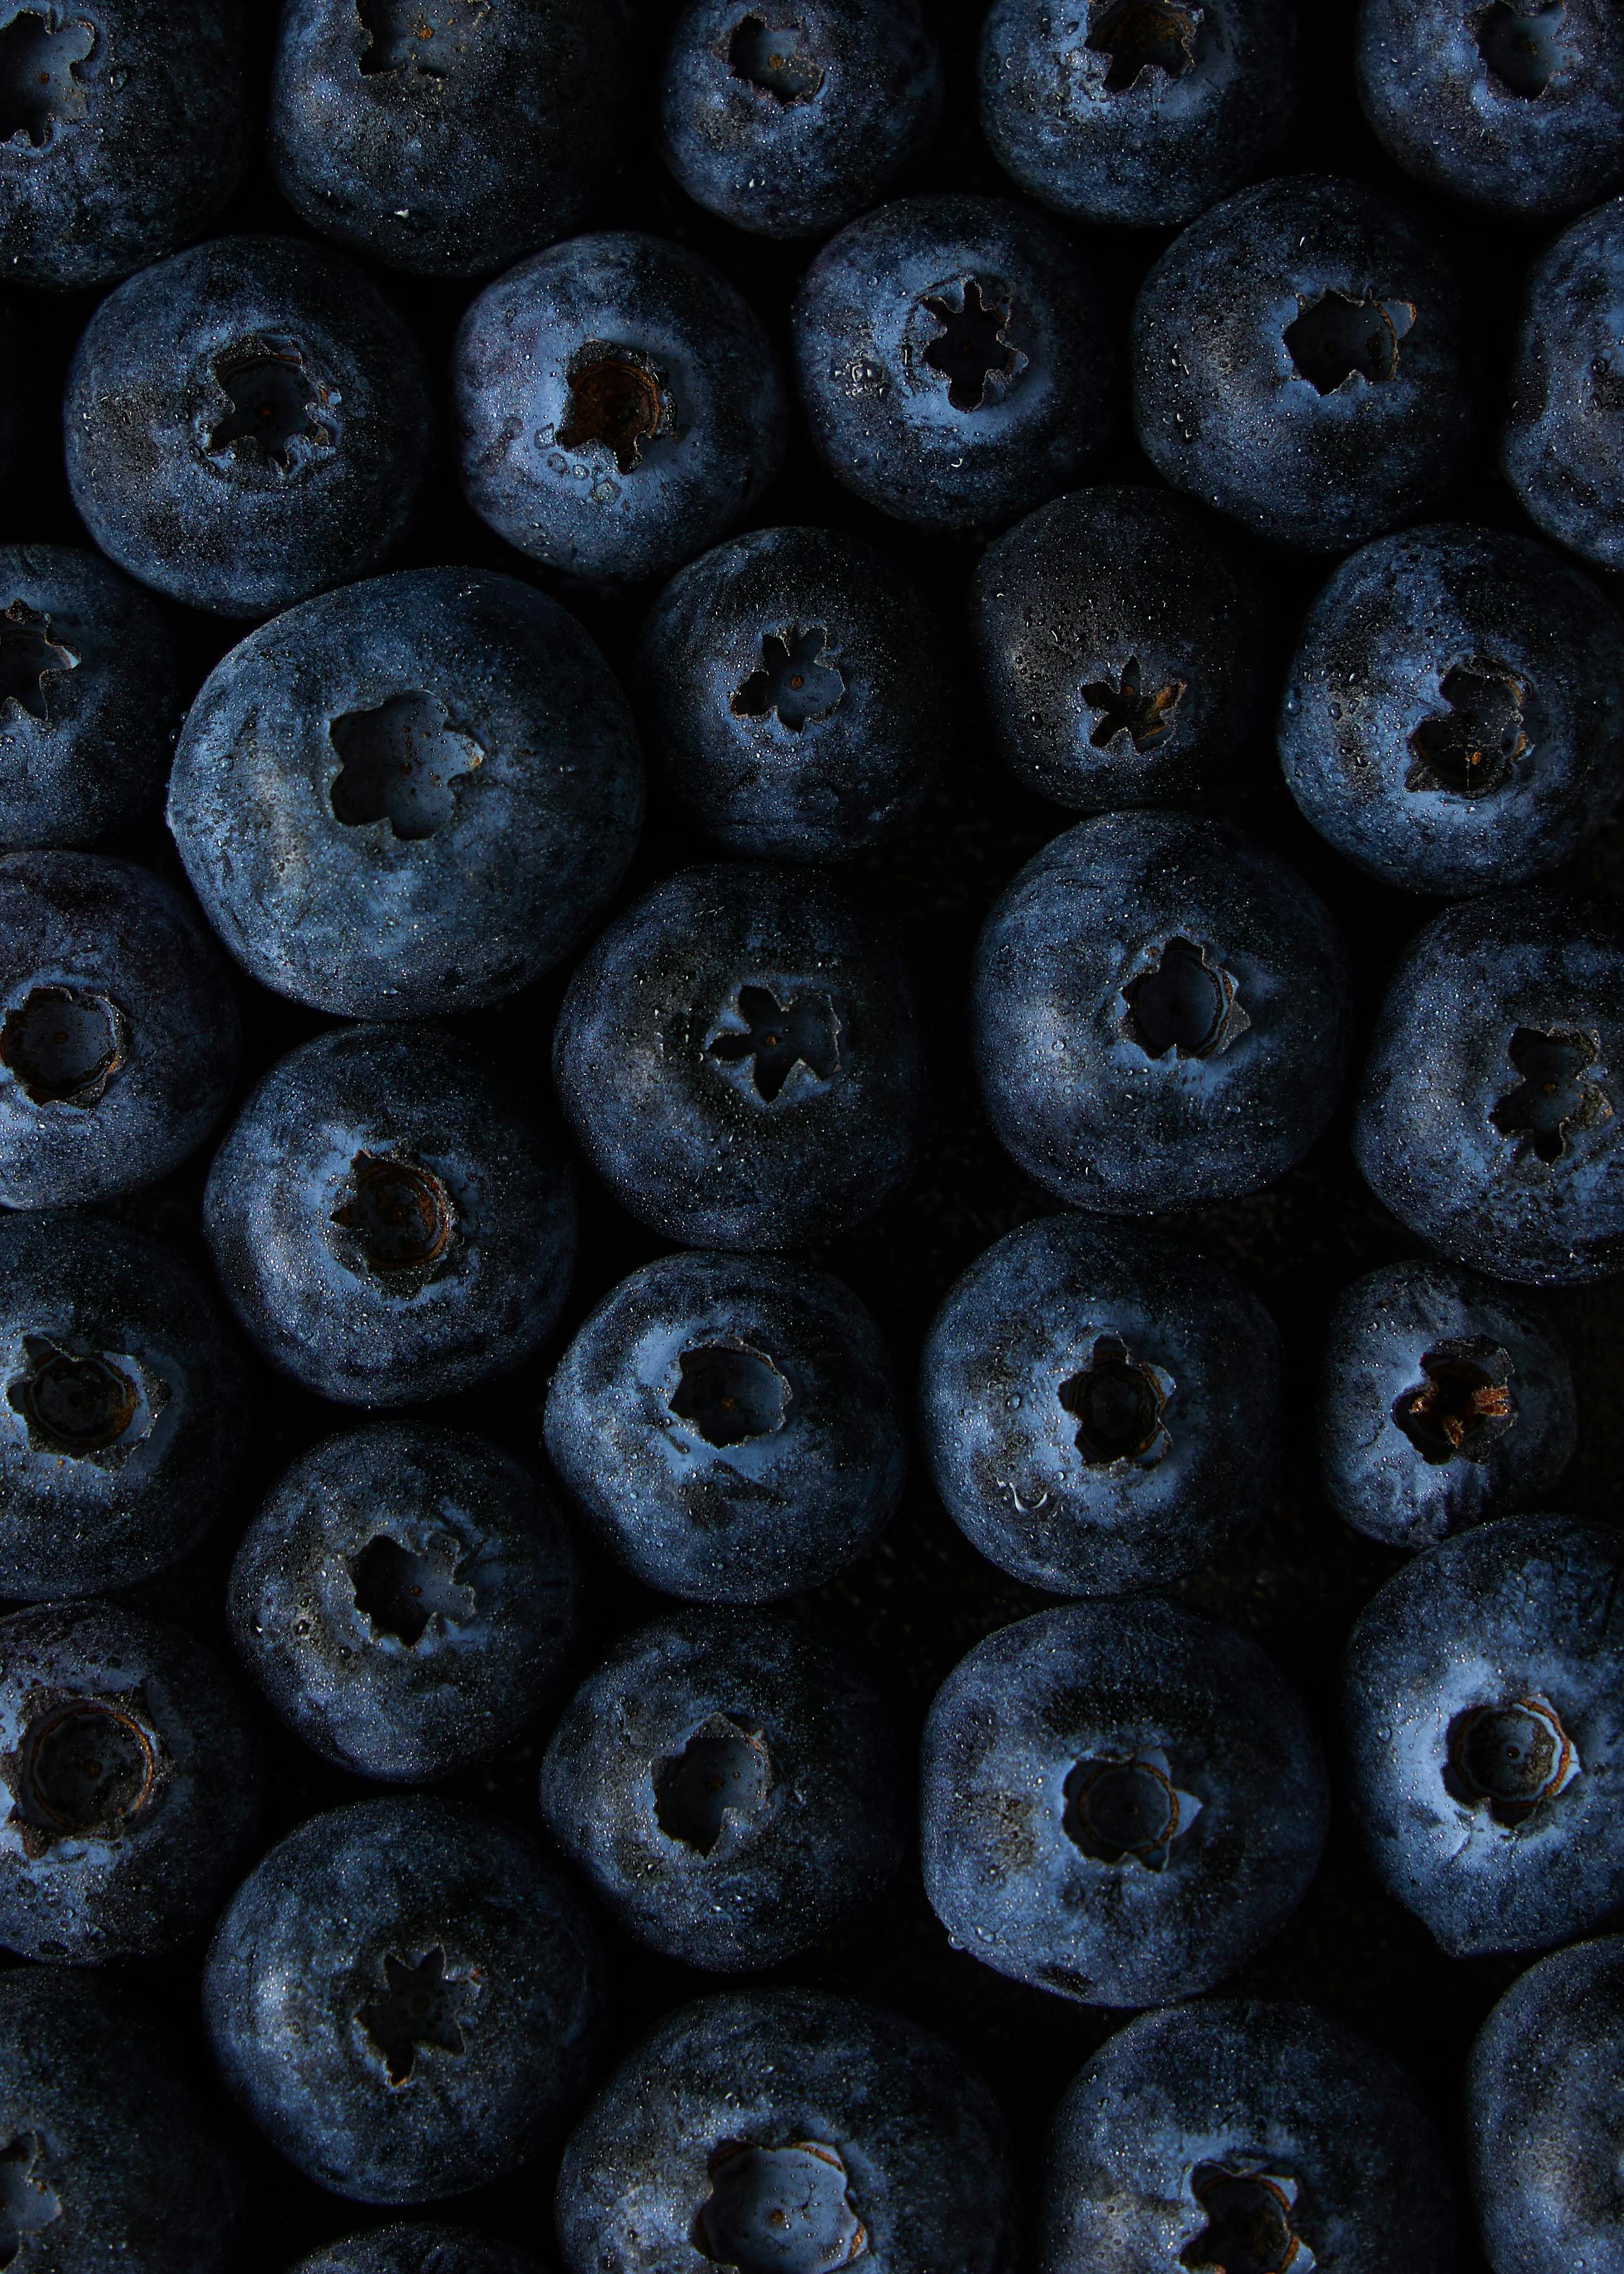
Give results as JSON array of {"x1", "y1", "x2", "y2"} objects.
[{"x1": 8, "y1": 1, "x2": 1622, "y2": 2266}]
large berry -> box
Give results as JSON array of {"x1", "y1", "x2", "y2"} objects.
[
  {"x1": 922, "y1": 1213, "x2": 1283, "y2": 1595},
  {"x1": 921, "y1": 1600, "x2": 1329, "y2": 2007},
  {"x1": 0, "y1": 1601, "x2": 261, "y2": 1965},
  {"x1": 65, "y1": 234, "x2": 433, "y2": 619},
  {"x1": 0, "y1": 1211, "x2": 248, "y2": 1598},
  {"x1": 543, "y1": 1250, "x2": 904, "y2": 1601},
  {"x1": 556, "y1": 1990, "x2": 1019, "y2": 2274},
  {"x1": 1353, "y1": 889, "x2": 1624, "y2": 1284},
  {"x1": 203, "y1": 1796, "x2": 606, "y2": 2204},
  {"x1": 293, "y1": 2230, "x2": 545, "y2": 2274},
  {"x1": 554, "y1": 861, "x2": 926, "y2": 1248},
  {"x1": 1343, "y1": 1514, "x2": 1624, "y2": 1955},
  {"x1": 169, "y1": 567, "x2": 643, "y2": 1020},
  {"x1": 1502, "y1": 195, "x2": 1624, "y2": 571},
  {"x1": 230, "y1": 1423, "x2": 578, "y2": 1783},
  {"x1": 204, "y1": 1023, "x2": 576, "y2": 1404},
  {"x1": 972, "y1": 811, "x2": 1352, "y2": 1214},
  {"x1": 539, "y1": 1608, "x2": 905, "y2": 1970},
  {"x1": 0, "y1": 852, "x2": 240, "y2": 1211}
]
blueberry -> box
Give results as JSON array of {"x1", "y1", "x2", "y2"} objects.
[
  {"x1": 64, "y1": 234, "x2": 433, "y2": 619},
  {"x1": 1343, "y1": 1513, "x2": 1624, "y2": 1956},
  {"x1": 203, "y1": 1022, "x2": 576, "y2": 1405},
  {"x1": 0, "y1": 852, "x2": 241, "y2": 1211},
  {"x1": 980, "y1": 0, "x2": 1299, "y2": 230},
  {"x1": 1132, "y1": 174, "x2": 1479, "y2": 551},
  {"x1": 1358, "y1": 0, "x2": 1624, "y2": 218},
  {"x1": 972, "y1": 485, "x2": 1275, "y2": 813},
  {"x1": 0, "y1": 0, "x2": 251, "y2": 290},
  {"x1": 1352, "y1": 887, "x2": 1624, "y2": 1284},
  {"x1": 972, "y1": 811, "x2": 1353, "y2": 1216},
  {"x1": 1502, "y1": 194, "x2": 1624, "y2": 572},
  {"x1": 0, "y1": 546, "x2": 185, "y2": 854},
  {"x1": 635, "y1": 524, "x2": 958, "y2": 861},
  {"x1": 540, "y1": 1608, "x2": 904, "y2": 1971},
  {"x1": 455, "y1": 232, "x2": 788, "y2": 585},
  {"x1": 203, "y1": 1795, "x2": 606, "y2": 2205},
  {"x1": 268, "y1": 0, "x2": 631, "y2": 278},
  {"x1": 921, "y1": 1213, "x2": 1284, "y2": 1596},
  {"x1": 294, "y1": 2229, "x2": 546, "y2": 2274},
  {"x1": 168, "y1": 567, "x2": 643, "y2": 1020},
  {"x1": 555, "y1": 1989, "x2": 1019, "y2": 2274},
  {"x1": 1318, "y1": 1258, "x2": 1577, "y2": 1552},
  {"x1": 553, "y1": 861, "x2": 926, "y2": 1249},
  {"x1": 543, "y1": 1251, "x2": 904, "y2": 1601},
  {"x1": 230, "y1": 1421, "x2": 578, "y2": 1783},
  {"x1": 1466, "y1": 1932, "x2": 1624, "y2": 2274},
  {"x1": 0, "y1": 1600, "x2": 260, "y2": 1965},
  {"x1": 921, "y1": 1600, "x2": 1330, "y2": 2007},
  {"x1": 1041, "y1": 1998, "x2": 1455, "y2": 2274},
  {"x1": 792, "y1": 193, "x2": 1116, "y2": 534},
  {"x1": 659, "y1": 0, "x2": 943, "y2": 239},
  {"x1": 0, "y1": 1210, "x2": 248, "y2": 1598},
  {"x1": 1279, "y1": 522, "x2": 1624, "y2": 895},
  {"x1": 0, "y1": 1968, "x2": 241, "y2": 2271}
]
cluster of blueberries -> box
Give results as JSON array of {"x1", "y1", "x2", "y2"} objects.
[{"x1": 1, "y1": 0, "x2": 1623, "y2": 2271}]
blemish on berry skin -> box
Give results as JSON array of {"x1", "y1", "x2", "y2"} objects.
[
  {"x1": 695, "y1": 2138, "x2": 867, "y2": 2271},
  {"x1": 10, "y1": 1696, "x2": 160, "y2": 1851},
  {"x1": 0, "y1": 984, "x2": 127, "y2": 1108},
  {"x1": 6, "y1": 1333, "x2": 162, "y2": 1461},
  {"x1": 330, "y1": 1150, "x2": 456, "y2": 1279},
  {"x1": 0, "y1": 2131, "x2": 61, "y2": 2259},
  {"x1": 0, "y1": 599, "x2": 78, "y2": 723},
  {"x1": 1180, "y1": 2160, "x2": 1315, "y2": 2274},
  {"x1": 1391, "y1": 1338, "x2": 1515, "y2": 1466},
  {"x1": 669, "y1": 1341, "x2": 790, "y2": 1447},
  {"x1": 356, "y1": 1944, "x2": 479, "y2": 2084},
  {"x1": 329, "y1": 690, "x2": 484, "y2": 841},
  {"x1": 731, "y1": 626, "x2": 845, "y2": 732},
  {"x1": 705, "y1": 983, "x2": 840, "y2": 1103},
  {"x1": 727, "y1": 13, "x2": 823, "y2": 103},
  {"x1": 347, "y1": 1532, "x2": 476, "y2": 1646},
  {"x1": 1058, "y1": 1334, "x2": 1173, "y2": 1466},
  {"x1": 1085, "y1": 0, "x2": 1201, "y2": 95},
  {"x1": 1473, "y1": 0, "x2": 1570, "y2": 99},
  {"x1": 357, "y1": 0, "x2": 488, "y2": 76},
  {"x1": 919, "y1": 280, "x2": 1026, "y2": 412},
  {"x1": 655, "y1": 1715, "x2": 773, "y2": 1855},
  {"x1": 1082, "y1": 655, "x2": 1186, "y2": 753},
  {"x1": 1406, "y1": 658, "x2": 1528, "y2": 796},
  {"x1": 1063, "y1": 1747, "x2": 1202, "y2": 1872},
  {"x1": 208, "y1": 338, "x2": 333, "y2": 470},
  {"x1": 1490, "y1": 1026, "x2": 1606, "y2": 1163},
  {"x1": 0, "y1": 9, "x2": 95, "y2": 147},
  {"x1": 558, "y1": 342, "x2": 676, "y2": 474},
  {"x1": 1444, "y1": 1692, "x2": 1580, "y2": 1826},
  {"x1": 1284, "y1": 290, "x2": 1414, "y2": 394},
  {"x1": 1120, "y1": 937, "x2": 1250, "y2": 1060}
]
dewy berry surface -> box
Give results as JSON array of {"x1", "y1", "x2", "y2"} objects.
[{"x1": 0, "y1": 4, "x2": 1620, "y2": 2269}]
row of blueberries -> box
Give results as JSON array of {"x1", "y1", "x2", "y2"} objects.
[
  {"x1": 28, "y1": 174, "x2": 1624, "y2": 623},
  {"x1": 9, "y1": 0, "x2": 1623, "y2": 299},
  {"x1": 4, "y1": 1509, "x2": 1621, "y2": 2267},
  {"x1": 9, "y1": 494, "x2": 1624, "y2": 894}
]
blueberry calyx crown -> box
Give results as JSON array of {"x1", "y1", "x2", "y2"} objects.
[
  {"x1": 1179, "y1": 2162, "x2": 1315, "y2": 2274},
  {"x1": 1472, "y1": 0, "x2": 1570, "y2": 99},
  {"x1": 6, "y1": 1333, "x2": 164, "y2": 1463},
  {"x1": 1284, "y1": 292, "x2": 1415, "y2": 396},
  {"x1": 654, "y1": 1714, "x2": 774, "y2": 1856},
  {"x1": 1063, "y1": 1748, "x2": 1201, "y2": 1872},
  {"x1": 695, "y1": 2139, "x2": 868, "y2": 2273},
  {"x1": 329, "y1": 1149, "x2": 458, "y2": 1285},
  {"x1": 1120, "y1": 937, "x2": 1250, "y2": 1061},
  {"x1": 1490, "y1": 1026, "x2": 1608, "y2": 1164},
  {"x1": 1390, "y1": 1337, "x2": 1515, "y2": 1467},
  {"x1": 1405, "y1": 657, "x2": 1529, "y2": 798},
  {"x1": 0, "y1": 983, "x2": 128, "y2": 1109},
  {"x1": 1082, "y1": 655, "x2": 1186, "y2": 754},
  {"x1": 207, "y1": 337, "x2": 335, "y2": 473},
  {"x1": 358, "y1": 0, "x2": 482, "y2": 78},
  {"x1": 726, "y1": 14, "x2": 824, "y2": 105},
  {"x1": 705, "y1": 983, "x2": 841, "y2": 1104},
  {"x1": 4, "y1": 1691, "x2": 165, "y2": 1860},
  {"x1": 328, "y1": 690, "x2": 485, "y2": 842},
  {"x1": 1085, "y1": 0, "x2": 1202, "y2": 96},
  {"x1": 669, "y1": 1340, "x2": 791, "y2": 1447},
  {"x1": 731, "y1": 626, "x2": 845, "y2": 734},
  {"x1": 918, "y1": 280, "x2": 1027, "y2": 414},
  {"x1": 1445, "y1": 1692, "x2": 1581, "y2": 1826},
  {"x1": 0, "y1": 8, "x2": 96, "y2": 148},
  {"x1": 0, "y1": 2133, "x2": 61, "y2": 2261},
  {"x1": 347, "y1": 1532, "x2": 477, "y2": 1648},
  {"x1": 0, "y1": 599, "x2": 78, "y2": 724},
  {"x1": 357, "y1": 1944, "x2": 481, "y2": 2086},
  {"x1": 1058, "y1": 1334, "x2": 1173, "y2": 1467},
  {"x1": 558, "y1": 342, "x2": 678, "y2": 475}
]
